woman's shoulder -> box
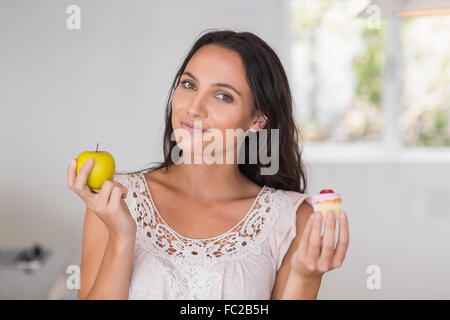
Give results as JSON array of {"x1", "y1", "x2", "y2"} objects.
[
  {"x1": 112, "y1": 170, "x2": 146, "y2": 186},
  {"x1": 271, "y1": 187, "x2": 313, "y2": 212},
  {"x1": 112, "y1": 167, "x2": 171, "y2": 192}
]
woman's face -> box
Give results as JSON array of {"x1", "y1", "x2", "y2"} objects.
[{"x1": 171, "y1": 44, "x2": 261, "y2": 158}]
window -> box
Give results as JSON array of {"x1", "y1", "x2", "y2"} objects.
[
  {"x1": 401, "y1": 15, "x2": 450, "y2": 147},
  {"x1": 290, "y1": 0, "x2": 450, "y2": 153}
]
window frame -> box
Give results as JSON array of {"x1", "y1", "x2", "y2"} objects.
[{"x1": 284, "y1": 0, "x2": 450, "y2": 163}]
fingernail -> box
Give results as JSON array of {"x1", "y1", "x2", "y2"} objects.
[
  {"x1": 327, "y1": 211, "x2": 334, "y2": 220},
  {"x1": 70, "y1": 159, "x2": 75, "y2": 167},
  {"x1": 316, "y1": 212, "x2": 322, "y2": 221},
  {"x1": 88, "y1": 158, "x2": 94, "y2": 165},
  {"x1": 340, "y1": 211, "x2": 347, "y2": 220}
]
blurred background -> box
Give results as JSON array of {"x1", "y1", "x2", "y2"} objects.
[{"x1": 0, "y1": 0, "x2": 449, "y2": 299}]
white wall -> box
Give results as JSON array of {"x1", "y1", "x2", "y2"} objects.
[
  {"x1": 0, "y1": 0, "x2": 290, "y2": 244},
  {"x1": 1, "y1": 0, "x2": 449, "y2": 299},
  {"x1": 305, "y1": 158, "x2": 450, "y2": 299}
]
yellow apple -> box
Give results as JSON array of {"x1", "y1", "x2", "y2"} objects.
[{"x1": 76, "y1": 149, "x2": 115, "y2": 190}]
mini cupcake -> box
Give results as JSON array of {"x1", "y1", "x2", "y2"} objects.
[{"x1": 311, "y1": 189, "x2": 343, "y2": 220}]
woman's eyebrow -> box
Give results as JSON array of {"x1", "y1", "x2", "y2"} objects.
[{"x1": 182, "y1": 71, "x2": 242, "y2": 97}]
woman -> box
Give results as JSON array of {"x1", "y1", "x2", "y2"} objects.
[{"x1": 67, "y1": 29, "x2": 349, "y2": 300}]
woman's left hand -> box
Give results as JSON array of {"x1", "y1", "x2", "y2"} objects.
[{"x1": 290, "y1": 211, "x2": 349, "y2": 281}]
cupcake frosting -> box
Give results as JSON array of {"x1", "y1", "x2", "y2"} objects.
[{"x1": 311, "y1": 192, "x2": 342, "y2": 204}]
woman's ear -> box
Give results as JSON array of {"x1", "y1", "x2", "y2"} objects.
[{"x1": 249, "y1": 113, "x2": 268, "y2": 133}]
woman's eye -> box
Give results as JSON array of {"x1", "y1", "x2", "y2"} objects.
[
  {"x1": 217, "y1": 93, "x2": 233, "y2": 103},
  {"x1": 181, "y1": 80, "x2": 233, "y2": 103},
  {"x1": 181, "y1": 80, "x2": 195, "y2": 90}
]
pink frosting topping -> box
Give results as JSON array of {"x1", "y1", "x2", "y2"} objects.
[{"x1": 311, "y1": 192, "x2": 342, "y2": 204}]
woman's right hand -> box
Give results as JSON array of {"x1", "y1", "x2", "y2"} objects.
[{"x1": 67, "y1": 157, "x2": 137, "y2": 240}]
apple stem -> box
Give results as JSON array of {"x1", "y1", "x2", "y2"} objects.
[{"x1": 96, "y1": 143, "x2": 99, "y2": 152}]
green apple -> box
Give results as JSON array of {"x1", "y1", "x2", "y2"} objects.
[{"x1": 76, "y1": 148, "x2": 115, "y2": 190}]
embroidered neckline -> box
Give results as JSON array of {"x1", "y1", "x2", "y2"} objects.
[
  {"x1": 129, "y1": 172, "x2": 279, "y2": 263},
  {"x1": 139, "y1": 172, "x2": 268, "y2": 242}
]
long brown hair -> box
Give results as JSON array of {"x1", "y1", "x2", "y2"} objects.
[{"x1": 125, "y1": 29, "x2": 308, "y2": 194}]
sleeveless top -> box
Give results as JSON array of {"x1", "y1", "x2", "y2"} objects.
[{"x1": 112, "y1": 172, "x2": 313, "y2": 300}]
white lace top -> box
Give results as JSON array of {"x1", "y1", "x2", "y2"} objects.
[{"x1": 112, "y1": 172, "x2": 313, "y2": 300}]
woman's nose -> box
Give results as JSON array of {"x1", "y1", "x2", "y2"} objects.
[{"x1": 186, "y1": 94, "x2": 208, "y2": 118}]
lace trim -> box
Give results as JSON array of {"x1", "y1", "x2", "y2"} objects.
[
  {"x1": 162, "y1": 260, "x2": 222, "y2": 299},
  {"x1": 129, "y1": 173, "x2": 279, "y2": 265}
]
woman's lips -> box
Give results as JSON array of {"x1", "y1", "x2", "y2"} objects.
[{"x1": 180, "y1": 121, "x2": 208, "y2": 133}]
